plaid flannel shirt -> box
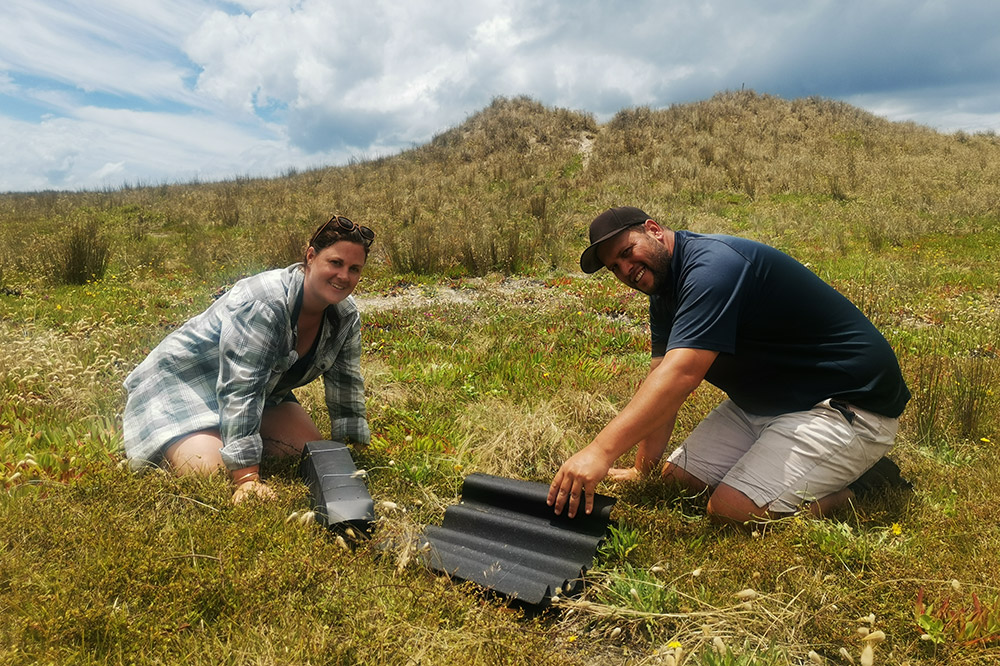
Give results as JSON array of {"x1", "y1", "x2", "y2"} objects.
[{"x1": 122, "y1": 264, "x2": 369, "y2": 470}]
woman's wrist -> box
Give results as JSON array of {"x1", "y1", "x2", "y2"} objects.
[{"x1": 231, "y1": 467, "x2": 261, "y2": 485}]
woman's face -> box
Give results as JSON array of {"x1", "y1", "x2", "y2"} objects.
[{"x1": 303, "y1": 241, "x2": 367, "y2": 308}]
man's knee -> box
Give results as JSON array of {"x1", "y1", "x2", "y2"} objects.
[
  {"x1": 706, "y1": 484, "x2": 770, "y2": 526},
  {"x1": 661, "y1": 462, "x2": 710, "y2": 493}
]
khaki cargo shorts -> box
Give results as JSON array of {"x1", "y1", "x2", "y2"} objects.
[{"x1": 666, "y1": 398, "x2": 898, "y2": 513}]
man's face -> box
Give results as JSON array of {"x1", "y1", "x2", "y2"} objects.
[{"x1": 596, "y1": 224, "x2": 672, "y2": 295}]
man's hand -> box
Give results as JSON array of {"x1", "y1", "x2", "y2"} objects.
[
  {"x1": 547, "y1": 446, "x2": 613, "y2": 518},
  {"x1": 232, "y1": 479, "x2": 277, "y2": 504},
  {"x1": 606, "y1": 466, "x2": 641, "y2": 483}
]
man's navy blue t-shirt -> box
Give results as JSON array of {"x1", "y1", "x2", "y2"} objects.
[{"x1": 649, "y1": 231, "x2": 910, "y2": 418}]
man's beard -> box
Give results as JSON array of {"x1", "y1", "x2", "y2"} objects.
[{"x1": 638, "y1": 243, "x2": 673, "y2": 295}]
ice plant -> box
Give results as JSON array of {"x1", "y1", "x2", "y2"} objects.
[{"x1": 915, "y1": 587, "x2": 1000, "y2": 645}]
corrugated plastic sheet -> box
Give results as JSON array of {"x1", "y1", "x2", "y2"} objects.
[
  {"x1": 419, "y1": 473, "x2": 616, "y2": 605},
  {"x1": 299, "y1": 440, "x2": 374, "y2": 530}
]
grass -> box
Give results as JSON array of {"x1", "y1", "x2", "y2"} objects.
[{"x1": 2, "y1": 91, "x2": 1000, "y2": 664}]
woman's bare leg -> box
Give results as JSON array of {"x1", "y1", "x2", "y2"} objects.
[
  {"x1": 164, "y1": 430, "x2": 225, "y2": 475},
  {"x1": 163, "y1": 401, "x2": 321, "y2": 475},
  {"x1": 260, "y1": 401, "x2": 323, "y2": 458}
]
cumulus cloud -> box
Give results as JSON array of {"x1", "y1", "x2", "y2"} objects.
[{"x1": 183, "y1": 0, "x2": 517, "y2": 150}]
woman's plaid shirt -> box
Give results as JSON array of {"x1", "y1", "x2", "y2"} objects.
[{"x1": 122, "y1": 264, "x2": 369, "y2": 470}]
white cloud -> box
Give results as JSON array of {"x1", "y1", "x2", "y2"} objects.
[
  {"x1": 0, "y1": 106, "x2": 305, "y2": 191},
  {"x1": 0, "y1": 0, "x2": 209, "y2": 103},
  {"x1": 91, "y1": 161, "x2": 126, "y2": 181},
  {"x1": 0, "y1": 71, "x2": 15, "y2": 94},
  {"x1": 2, "y1": 0, "x2": 1000, "y2": 191}
]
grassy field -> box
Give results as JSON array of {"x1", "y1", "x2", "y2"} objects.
[{"x1": 2, "y1": 91, "x2": 999, "y2": 664}]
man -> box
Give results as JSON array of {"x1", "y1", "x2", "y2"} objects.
[{"x1": 547, "y1": 207, "x2": 910, "y2": 524}]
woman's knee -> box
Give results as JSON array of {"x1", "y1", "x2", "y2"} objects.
[
  {"x1": 261, "y1": 402, "x2": 322, "y2": 456},
  {"x1": 164, "y1": 430, "x2": 225, "y2": 475}
]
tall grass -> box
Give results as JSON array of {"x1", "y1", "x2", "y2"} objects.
[{"x1": 60, "y1": 217, "x2": 111, "y2": 285}]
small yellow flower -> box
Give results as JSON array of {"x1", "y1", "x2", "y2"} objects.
[
  {"x1": 982, "y1": 437, "x2": 992, "y2": 443},
  {"x1": 56, "y1": 304, "x2": 62, "y2": 310},
  {"x1": 668, "y1": 641, "x2": 682, "y2": 649},
  {"x1": 891, "y1": 523, "x2": 902, "y2": 536},
  {"x1": 567, "y1": 635, "x2": 577, "y2": 642}
]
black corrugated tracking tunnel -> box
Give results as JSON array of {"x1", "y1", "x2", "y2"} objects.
[
  {"x1": 419, "y1": 473, "x2": 617, "y2": 605},
  {"x1": 299, "y1": 440, "x2": 374, "y2": 531}
]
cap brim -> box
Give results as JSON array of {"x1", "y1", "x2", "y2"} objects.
[{"x1": 579, "y1": 227, "x2": 629, "y2": 273}]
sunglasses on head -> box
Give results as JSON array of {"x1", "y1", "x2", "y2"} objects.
[{"x1": 311, "y1": 215, "x2": 375, "y2": 248}]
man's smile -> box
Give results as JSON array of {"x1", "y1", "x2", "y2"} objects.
[{"x1": 631, "y1": 266, "x2": 646, "y2": 286}]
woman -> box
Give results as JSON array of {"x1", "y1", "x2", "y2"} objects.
[{"x1": 122, "y1": 215, "x2": 374, "y2": 502}]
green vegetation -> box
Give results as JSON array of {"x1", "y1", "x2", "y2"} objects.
[{"x1": 2, "y1": 91, "x2": 999, "y2": 664}]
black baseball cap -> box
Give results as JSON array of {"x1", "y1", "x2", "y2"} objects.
[{"x1": 579, "y1": 206, "x2": 651, "y2": 273}]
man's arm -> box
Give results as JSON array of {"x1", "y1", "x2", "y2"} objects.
[
  {"x1": 547, "y1": 347, "x2": 718, "y2": 517},
  {"x1": 607, "y1": 356, "x2": 673, "y2": 481}
]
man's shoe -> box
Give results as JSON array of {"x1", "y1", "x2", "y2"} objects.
[{"x1": 848, "y1": 456, "x2": 913, "y2": 498}]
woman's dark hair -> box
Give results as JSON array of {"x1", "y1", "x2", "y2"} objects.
[{"x1": 304, "y1": 214, "x2": 374, "y2": 264}]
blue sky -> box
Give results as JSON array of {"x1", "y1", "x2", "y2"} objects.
[{"x1": 2, "y1": 0, "x2": 999, "y2": 192}]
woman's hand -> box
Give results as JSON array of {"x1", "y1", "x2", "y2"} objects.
[
  {"x1": 230, "y1": 466, "x2": 276, "y2": 504},
  {"x1": 232, "y1": 478, "x2": 277, "y2": 504},
  {"x1": 606, "y1": 466, "x2": 642, "y2": 483}
]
